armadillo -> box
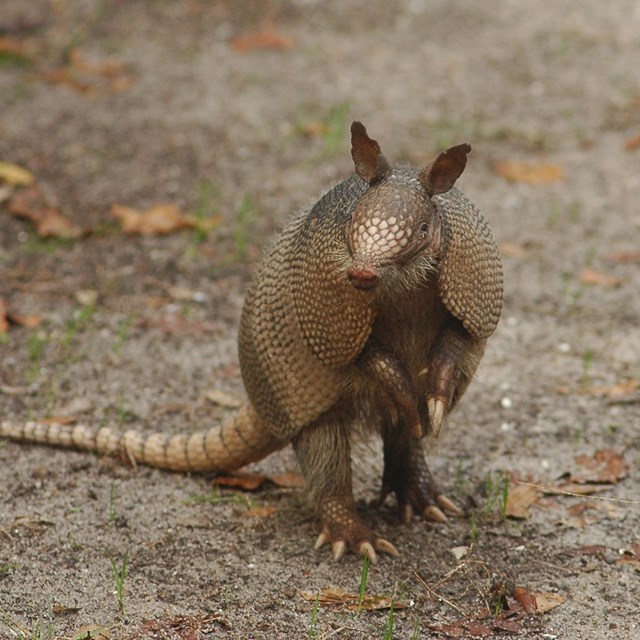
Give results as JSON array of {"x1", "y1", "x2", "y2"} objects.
[{"x1": 1, "y1": 122, "x2": 503, "y2": 563}]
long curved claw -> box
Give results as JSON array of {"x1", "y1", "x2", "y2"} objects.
[
  {"x1": 401, "y1": 504, "x2": 413, "y2": 525},
  {"x1": 359, "y1": 542, "x2": 378, "y2": 564},
  {"x1": 332, "y1": 540, "x2": 346, "y2": 561},
  {"x1": 424, "y1": 505, "x2": 448, "y2": 523},
  {"x1": 427, "y1": 397, "x2": 446, "y2": 437},
  {"x1": 375, "y1": 538, "x2": 400, "y2": 557},
  {"x1": 437, "y1": 494, "x2": 464, "y2": 517},
  {"x1": 314, "y1": 531, "x2": 330, "y2": 550}
]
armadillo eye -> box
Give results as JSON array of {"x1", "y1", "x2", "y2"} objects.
[{"x1": 418, "y1": 221, "x2": 429, "y2": 234}]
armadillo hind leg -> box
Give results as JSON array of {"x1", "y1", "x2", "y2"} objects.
[
  {"x1": 378, "y1": 421, "x2": 463, "y2": 524},
  {"x1": 292, "y1": 417, "x2": 399, "y2": 564},
  {"x1": 0, "y1": 403, "x2": 283, "y2": 473}
]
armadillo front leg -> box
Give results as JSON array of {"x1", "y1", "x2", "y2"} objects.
[
  {"x1": 424, "y1": 316, "x2": 483, "y2": 437},
  {"x1": 292, "y1": 417, "x2": 398, "y2": 563},
  {"x1": 357, "y1": 342, "x2": 423, "y2": 438},
  {"x1": 379, "y1": 421, "x2": 463, "y2": 524}
]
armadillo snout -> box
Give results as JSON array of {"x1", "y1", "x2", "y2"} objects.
[{"x1": 347, "y1": 263, "x2": 381, "y2": 290}]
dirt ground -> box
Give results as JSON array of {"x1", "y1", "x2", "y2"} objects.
[{"x1": 1, "y1": 1, "x2": 639, "y2": 639}]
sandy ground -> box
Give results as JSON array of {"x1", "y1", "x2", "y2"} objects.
[{"x1": 1, "y1": 1, "x2": 639, "y2": 638}]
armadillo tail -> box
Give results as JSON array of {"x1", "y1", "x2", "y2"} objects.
[{"x1": 0, "y1": 404, "x2": 284, "y2": 473}]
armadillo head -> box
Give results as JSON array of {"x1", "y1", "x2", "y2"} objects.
[{"x1": 346, "y1": 121, "x2": 471, "y2": 293}]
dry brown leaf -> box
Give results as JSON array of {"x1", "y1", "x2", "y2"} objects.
[
  {"x1": 37, "y1": 206, "x2": 84, "y2": 238},
  {"x1": 532, "y1": 591, "x2": 565, "y2": 614},
  {"x1": 0, "y1": 298, "x2": 9, "y2": 334},
  {"x1": 269, "y1": 471, "x2": 305, "y2": 488},
  {"x1": 244, "y1": 506, "x2": 276, "y2": 518},
  {"x1": 500, "y1": 242, "x2": 529, "y2": 258},
  {"x1": 7, "y1": 312, "x2": 43, "y2": 329},
  {"x1": 495, "y1": 160, "x2": 564, "y2": 184},
  {"x1": 7, "y1": 186, "x2": 83, "y2": 238},
  {"x1": 300, "y1": 587, "x2": 404, "y2": 611},
  {"x1": 579, "y1": 267, "x2": 623, "y2": 288},
  {"x1": 0, "y1": 36, "x2": 30, "y2": 56},
  {"x1": 506, "y1": 483, "x2": 541, "y2": 519},
  {"x1": 38, "y1": 49, "x2": 136, "y2": 96},
  {"x1": 581, "y1": 379, "x2": 640, "y2": 398},
  {"x1": 300, "y1": 121, "x2": 328, "y2": 137},
  {"x1": 38, "y1": 67, "x2": 94, "y2": 95},
  {"x1": 213, "y1": 472, "x2": 266, "y2": 491},
  {"x1": 70, "y1": 625, "x2": 111, "y2": 640},
  {"x1": 0, "y1": 161, "x2": 35, "y2": 186},
  {"x1": 624, "y1": 133, "x2": 640, "y2": 151},
  {"x1": 617, "y1": 543, "x2": 640, "y2": 568},
  {"x1": 230, "y1": 25, "x2": 296, "y2": 52},
  {"x1": 607, "y1": 251, "x2": 640, "y2": 264},
  {"x1": 512, "y1": 586, "x2": 538, "y2": 613},
  {"x1": 112, "y1": 203, "x2": 197, "y2": 235},
  {"x1": 573, "y1": 449, "x2": 628, "y2": 484}
]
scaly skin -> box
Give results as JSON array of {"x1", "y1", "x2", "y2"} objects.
[
  {"x1": 0, "y1": 404, "x2": 282, "y2": 472},
  {"x1": 1, "y1": 122, "x2": 503, "y2": 564}
]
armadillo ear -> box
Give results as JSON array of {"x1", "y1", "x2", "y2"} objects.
[
  {"x1": 419, "y1": 143, "x2": 472, "y2": 196},
  {"x1": 351, "y1": 121, "x2": 392, "y2": 185}
]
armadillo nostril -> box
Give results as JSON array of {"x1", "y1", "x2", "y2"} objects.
[{"x1": 347, "y1": 265, "x2": 380, "y2": 290}]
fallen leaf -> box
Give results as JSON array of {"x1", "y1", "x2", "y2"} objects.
[
  {"x1": 581, "y1": 379, "x2": 640, "y2": 398},
  {"x1": 69, "y1": 625, "x2": 111, "y2": 640},
  {"x1": 617, "y1": 543, "x2": 640, "y2": 568},
  {"x1": 500, "y1": 242, "x2": 529, "y2": 258},
  {"x1": 230, "y1": 25, "x2": 296, "y2": 52},
  {"x1": 269, "y1": 471, "x2": 305, "y2": 488},
  {"x1": 112, "y1": 203, "x2": 198, "y2": 235},
  {"x1": 38, "y1": 48, "x2": 136, "y2": 96},
  {"x1": 0, "y1": 298, "x2": 9, "y2": 334},
  {"x1": 466, "y1": 622, "x2": 494, "y2": 637},
  {"x1": 213, "y1": 472, "x2": 266, "y2": 491},
  {"x1": 579, "y1": 267, "x2": 623, "y2": 288},
  {"x1": 506, "y1": 483, "x2": 541, "y2": 519},
  {"x1": 513, "y1": 586, "x2": 538, "y2": 613},
  {"x1": 532, "y1": 591, "x2": 565, "y2": 614},
  {"x1": 7, "y1": 312, "x2": 43, "y2": 329},
  {"x1": 299, "y1": 121, "x2": 328, "y2": 137},
  {"x1": 244, "y1": 506, "x2": 276, "y2": 518},
  {"x1": 607, "y1": 251, "x2": 640, "y2": 264},
  {"x1": 495, "y1": 161, "x2": 564, "y2": 184},
  {"x1": 300, "y1": 587, "x2": 404, "y2": 611},
  {"x1": 624, "y1": 133, "x2": 640, "y2": 151},
  {"x1": 564, "y1": 544, "x2": 607, "y2": 558},
  {"x1": 492, "y1": 619, "x2": 522, "y2": 634},
  {"x1": 7, "y1": 186, "x2": 83, "y2": 238},
  {"x1": 573, "y1": 449, "x2": 628, "y2": 484},
  {"x1": 0, "y1": 161, "x2": 35, "y2": 186},
  {"x1": 205, "y1": 389, "x2": 243, "y2": 409}
]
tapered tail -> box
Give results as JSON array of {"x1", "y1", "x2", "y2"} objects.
[{"x1": 0, "y1": 404, "x2": 283, "y2": 472}]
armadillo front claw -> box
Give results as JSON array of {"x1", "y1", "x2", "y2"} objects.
[{"x1": 427, "y1": 396, "x2": 447, "y2": 437}]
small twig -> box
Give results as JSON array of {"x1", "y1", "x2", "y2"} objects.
[
  {"x1": 512, "y1": 479, "x2": 639, "y2": 506},
  {"x1": 413, "y1": 571, "x2": 469, "y2": 619},
  {"x1": 0, "y1": 606, "x2": 30, "y2": 636}
]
